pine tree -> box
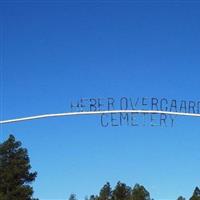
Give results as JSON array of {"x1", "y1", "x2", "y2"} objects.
[
  {"x1": 112, "y1": 181, "x2": 131, "y2": 200},
  {"x1": 0, "y1": 135, "x2": 37, "y2": 200},
  {"x1": 131, "y1": 184, "x2": 151, "y2": 200},
  {"x1": 177, "y1": 196, "x2": 186, "y2": 200},
  {"x1": 99, "y1": 182, "x2": 112, "y2": 200},
  {"x1": 89, "y1": 194, "x2": 99, "y2": 200},
  {"x1": 69, "y1": 193, "x2": 77, "y2": 200},
  {"x1": 190, "y1": 187, "x2": 200, "y2": 200}
]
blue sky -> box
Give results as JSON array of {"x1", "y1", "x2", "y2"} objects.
[{"x1": 0, "y1": 1, "x2": 200, "y2": 199}]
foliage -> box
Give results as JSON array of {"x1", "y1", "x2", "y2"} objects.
[
  {"x1": 177, "y1": 196, "x2": 186, "y2": 200},
  {"x1": 131, "y1": 184, "x2": 151, "y2": 200},
  {"x1": 69, "y1": 193, "x2": 77, "y2": 200},
  {"x1": 89, "y1": 194, "x2": 99, "y2": 200},
  {"x1": 190, "y1": 187, "x2": 200, "y2": 200},
  {"x1": 99, "y1": 182, "x2": 112, "y2": 200},
  {"x1": 69, "y1": 182, "x2": 150, "y2": 200},
  {"x1": 69, "y1": 182, "x2": 200, "y2": 200},
  {"x1": 0, "y1": 135, "x2": 37, "y2": 200},
  {"x1": 112, "y1": 182, "x2": 131, "y2": 200}
]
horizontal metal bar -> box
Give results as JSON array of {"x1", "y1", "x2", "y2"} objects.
[{"x1": 0, "y1": 110, "x2": 200, "y2": 124}]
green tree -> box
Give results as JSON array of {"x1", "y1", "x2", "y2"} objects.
[
  {"x1": 89, "y1": 194, "x2": 98, "y2": 200},
  {"x1": 69, "y1": 194, "x2": 77, "y2": 200},
  {"x1": 190, "y1": 187, "x2": 200, "y2": 200},
  {"x1": 131, "y1": 184, "x2": 151, "y2": 200},
  {"x1": 177, "y1": 196, "x2": 186, "y2": 200},
  {"x1": 112, "y1": 181, "x2": 131, "y2": 200},
  {"x1": 99, "y1": 182, "x2": 112, "y2": 200},
  {"x1": 0, "y1": 135, "x2": 37, "y2": 200}
]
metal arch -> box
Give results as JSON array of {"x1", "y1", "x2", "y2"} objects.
[{"x1": 1, "y1": 110, "x2": 200, "y2": 124}]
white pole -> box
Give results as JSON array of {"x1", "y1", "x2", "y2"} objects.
[{"x1": 0, "y1": 110, "x2": 200, "y2": 124}]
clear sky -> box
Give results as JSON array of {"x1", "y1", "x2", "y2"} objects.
[{"x1": 0, "y1": 1, "x2": 200, "y2": 199}]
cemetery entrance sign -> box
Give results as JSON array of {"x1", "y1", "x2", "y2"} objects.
[
  {"x1": 70, "y1": 97, "x2": 200, "y2": 127},
  {"x1": 0, "y1": 96, "x2": 200, "y2": 126}
]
